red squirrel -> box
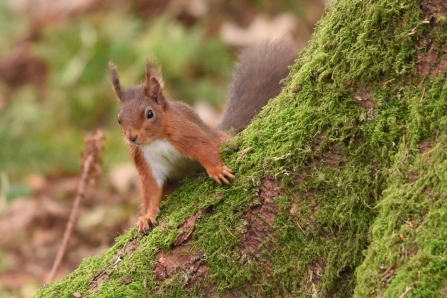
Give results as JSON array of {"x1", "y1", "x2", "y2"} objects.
[{"x1": 110, "y1": 39, "x2": 297, "y2": 232}]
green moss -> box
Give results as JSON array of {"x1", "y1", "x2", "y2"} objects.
[
  {"x1": 355, "y1": 134, "x2": 447, "y2": 297},
  {"x1": 36, "y1": 0, "x2": 447, "y2": 297}
]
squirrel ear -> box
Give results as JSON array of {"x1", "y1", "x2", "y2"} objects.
[
  {"x1": 109, "y1": 61, "x2": 124, "y2": 102},
  {"x1": 144, "y1": 63, "x2": 165, "y2": 107}
]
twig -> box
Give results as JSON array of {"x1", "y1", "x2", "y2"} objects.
[
  {"x1": 237, "y1": 147, "x2": 253, "y2": 161},
  {"x1": 0, "y1": 172, "x2": 9, "y2": 214},
  {"x1": 417, "y1": 74, "x2": 427, "y2": 88},
  {"x1": 383, "y1": 78, "x2": 395, "y2": 85},
  {"x1": 226, "y1": 227, "x2": 237, "y2": 239},
  {"x1": 419, "y1": 87, "x2": 426, "y2": 102},
  {"x1": 381, "y1": 264, "x2": 394, "y2": 278},
  {"x1": 47, "y1": 130, "x2": 105, "y2": 283},
  {"x1": 398, "y1": 286, "x2": 412, "y2": 298},
  {"x1": 296, "y1": 221, "x2": 306, "y2": 235}
]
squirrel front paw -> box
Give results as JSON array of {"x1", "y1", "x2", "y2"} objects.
[
  {"x1": 137, "y1": 211, "x2": 158, "y2": 233},
  {"x1": 208, "y1": 165, "x2": 235, "y2": 184},
  {"x1": 138, "y1": 217, "x2": 151, "y2": 233}
]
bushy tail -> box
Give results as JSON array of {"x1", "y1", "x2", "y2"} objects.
[{"x1": 217, "y1": 38, "x2": 298, "y2": 134}]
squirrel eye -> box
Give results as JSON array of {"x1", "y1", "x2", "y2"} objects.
[{"x1": 146, "y1": 109, "x2": 154, "y2": 119}]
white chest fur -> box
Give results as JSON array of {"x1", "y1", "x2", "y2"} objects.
[{"x1": 141, "y1": 139, "x2": 199, "y2": 186}]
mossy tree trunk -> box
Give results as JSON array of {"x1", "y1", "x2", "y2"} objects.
[{"x1": 37, "y1": 0, "x2": 447, "y2": 297}]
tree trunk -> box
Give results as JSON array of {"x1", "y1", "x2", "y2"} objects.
[{"x1": 37, "y1": 0, "x2": 447, "y2": 297}]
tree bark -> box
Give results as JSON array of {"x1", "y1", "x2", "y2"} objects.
[{"x1": 37, "y1": 0, "x2": 447, "y2": 297}]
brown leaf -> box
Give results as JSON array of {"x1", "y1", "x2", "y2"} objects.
[
  {"x1": 174, "y1": 211, "x2": 202, "y2": 246},
  {"x1": 121, "y1": 276, "x2": 132, "y2": 285}
]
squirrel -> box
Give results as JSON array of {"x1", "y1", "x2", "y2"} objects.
[{"x1": 110, "y1": 38, "x2": 297, "y2": 233}]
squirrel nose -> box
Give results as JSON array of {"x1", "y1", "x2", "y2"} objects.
[{"x1": 129, "y1": 135, "x2": 138, "y2": 143}]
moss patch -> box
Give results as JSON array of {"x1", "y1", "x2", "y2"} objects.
[{"x1": 36, "y1": 0, "x2": 447, "y2": 297}]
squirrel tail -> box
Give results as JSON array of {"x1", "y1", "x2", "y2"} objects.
[{"x1": 217, "y1": 38, "x2": 298, "y2": 134}]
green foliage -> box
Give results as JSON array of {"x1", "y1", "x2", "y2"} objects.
[
  {"x1": 0, "y1": 2, "x2": 28, "y2": 53},
  {"x1": 0, "y1": 88, "x2": 83, "y2": 179},
  {"x1": 0, "y1": 7, "x2": 233, "y2": 186}
]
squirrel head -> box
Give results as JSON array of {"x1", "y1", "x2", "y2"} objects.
[{"x1": 109, "y1": 61, "x2": 168, "y2": 146}]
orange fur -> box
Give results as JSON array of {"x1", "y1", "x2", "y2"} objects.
[
  {"x1": 110, "y1": 39, "x2": 296, "y2": 232},
  {"x1": 129, "y1": 145, "x2": 160, "y2": 231},
  {"x1": 113, "y1": 63, "x2": 234, "y2": 232}
]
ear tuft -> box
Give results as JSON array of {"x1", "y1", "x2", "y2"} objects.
[
  {"x1": 144, "y1": 60, "x2": 165, "y2": 106},
  {"x1": 109, "y1": 61, "x2": 124, "y2": 101},
  {"x1": 149, "y1": 77, "x2": 162, "y2": 99}
]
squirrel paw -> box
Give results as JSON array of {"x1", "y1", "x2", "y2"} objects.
[
  {"x1": 137, "y1": 214, "x2": 158, "y2": 233},
  {"x1": 209, "y1": 165, "x2": 235, "y2": 185}
]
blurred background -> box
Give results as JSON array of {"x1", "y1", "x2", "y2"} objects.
[{"x1": 0, "y1": 0, "x2": 329, "y2": 296}]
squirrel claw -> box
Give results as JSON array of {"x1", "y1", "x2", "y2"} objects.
[
  {"x1": 223, "y1": 166, "x2": 233, "y2": 173},
  {"x1": 222, "y1": 169, "x2": 235, "y2": 180},
  {"x1": 138, "y1": 215, "x2": 157, "y2": 233},
  {"x1": 210, "y1": 165, "x2": 235, "y2": 184},
  {"x1": 218, "y1": 174, "x2": 229, "y2": 184},
  {"x1": 138, "y1": 217, "x2": 150, "y2": 233},
  {"x1": 211, "y1": 176, "x2": 222, "y2": 185}
]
